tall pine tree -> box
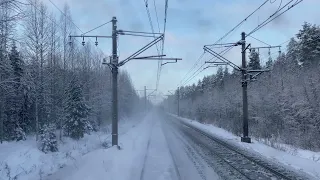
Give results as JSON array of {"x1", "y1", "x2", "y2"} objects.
[{"x1": 64, "y1": 78, "x2": 91, "y2": 140}]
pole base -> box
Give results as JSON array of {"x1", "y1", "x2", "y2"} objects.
[
  {"x1": 241, "y1": 137, "x2": 251, "y2": 143},
  {"x1": 112, "y1": 134, "x2": 118, "y2": 146}
]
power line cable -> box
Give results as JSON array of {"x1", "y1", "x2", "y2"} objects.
[
  {"x1": 47, "y1": 0, "x2": 107, "y2": 56},
  {"x1": 212, "y1": 0, "x2": 270, "y2": 46},
  {"x1": 178, "y1": 52, "x2": 205, "y2": 86},
  {"x1": 181, "y1": 47, "x2": 233, "y2": 86},
  {"x1": 143, "y1": 0, "x2": 160, "y2": 52},
  {"x1": 275, "y1": 0, "x2": 283, "y2": 12},
  {"x1": 156, "y1": 0, "x2": 169, "y2": 90},
  {"x1": 180, "y1": 0, "x2": 270, "y2": 88},
  {"x1": 248, "y1": 35, "x2": 271, "y2": 46},
  {"x1": 81, "y1": 20, "x2": 112, "y2": 35},
  {"x1": 247, "y1": 0, "x2": 303, "y2": 37},
  {"x1": 143, "y1": 0, "x2": 161, "y2": 90},
  {"x1": 120, "y1": 30, "x2": 161, "y2": 34},
  {"x1": 260, "y1": 50, "x2": 279, "y2": 63},
  {"x1": 180, "y1": 47, "x2": 232, "y2": 87},
  {"x1": 27, "y1": 1, "x2": 102, "y2": 64},
  {"x1": 279, "y1": 38, "x2": 290, "y2": 46},
  {"x1": 222, "y1": 0, "x2": 301, "y2": 58},
  {"x1": 206, "y1": 45, "x2": 234, "y2": 63},
  {"x1": 181, "y1": 0, "x2": 303, "y2": 88},
  {"x1": 153, "y1": 0, "x2": 161, "y2": 33},
  {"x1": 181, "y1": 64, "x2": 206, "y2": 86}
]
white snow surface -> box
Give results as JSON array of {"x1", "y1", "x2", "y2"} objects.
[
  {"x1": 0, "y1": 115, "x2": 142, "y2": 180},
  {"x1": 170, "y1": 114, "x2": 320, "y2": 179},
  {"x1": 3, "y1": 110, "x2": 319, "y2": 180},
  {"x1": 46, "y1": 111, "x2": 178, "y2": 180}
]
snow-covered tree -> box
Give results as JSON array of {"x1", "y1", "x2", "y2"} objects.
[
  {"x1": 164, "y1": 22, "x2": 320, "y2": 150},
  {"x1": 0, "y1": 0, "x2": 151, "y2": 144},
  {"x1": 4, "y1": 44, "x2": 27, "y2": 141},
  {"x1": 248, "y1": 48, "x2": 261, "y2": 70},
  {"x1": 64, "y1": 78, "x2": 91, "y2": 140},
  {"x1": 266, "y1": 56, "x2": 273, "y2": 68},
  {"x1": 38, "y1": 124, "x2": 58, "y2": 153},
  {"x1": 286, "y1": 37, "x2": 299, "y2": 64},
  {"x1": 24, "y1": 0, "x2": 51, "y2": 140},
  {"x1": 296, "y1": 22, "x2": 320, "y2": 66}
]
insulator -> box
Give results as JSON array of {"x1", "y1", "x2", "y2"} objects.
[
  {"x1": 82, "y1": 36, "x2": 85, "y2": 46},
  {"x1": 95, "y1": 41, "x2": 98, "y2": 46},
  {"x1": 278, "y1": 47, "x2": 281, "y2": 55}
]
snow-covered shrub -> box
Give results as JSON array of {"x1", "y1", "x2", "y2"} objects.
[
  {"x1": 3, "y1": 120, "x2": 26, "y2": 141},
  {"x1": 38, "y1": 124, "x2": 58, "y2": 153},
  {"x1": 4, "y1": 163, "x2": 18, "y2": 180},
  {"x1": 85, "y1": 120, "x2": 94, "y2": 134},
  {"x1": 14, "y1": 125, "x2": 26, "y2": 141},
  {"x1": 101, "y1": 139, "x2": 111, "y2": 149}
]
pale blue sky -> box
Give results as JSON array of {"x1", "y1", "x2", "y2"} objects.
[{"x1": 44, "y1": 0, "x2": 320, "y2": 103}]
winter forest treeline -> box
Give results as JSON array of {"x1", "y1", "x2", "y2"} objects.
[
  {"x1": 164, "y1": 22, "x2": 320, "y2": 151},
  {"x1": 0, "y1": 0, "x2": 143, "y2": 147}
]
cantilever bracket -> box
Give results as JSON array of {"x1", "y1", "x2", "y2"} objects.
[
  {"x1": 242, "y1": 44, "x2": 251, "y2": 53},
  {"x1": 161, "y1": 59, "x2": 177, "y2": 66}
]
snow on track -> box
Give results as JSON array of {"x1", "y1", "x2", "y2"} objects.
[
  {"x1": 140, "y1": 117, "x2": 179, "y2": 180},
  {"x1": 161, "y1": 115, "x2": 221, "y2": 180},
  {"x1": 45, "y1": 113, "x2": 153, "y2": 180},
  {"x1": 45, "y1": 111, "x2": 181, "y2": 180},
  {"x1": 168, "y1": 113, "x2": 320, "y2": 180}
]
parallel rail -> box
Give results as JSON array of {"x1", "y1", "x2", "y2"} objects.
[{"x1": 167, "y1": 115, "x2": 313, "y2": 180}]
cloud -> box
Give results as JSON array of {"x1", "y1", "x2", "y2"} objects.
[{"x1": 41, "y1": 0, "x2": 320, "y2": 103}]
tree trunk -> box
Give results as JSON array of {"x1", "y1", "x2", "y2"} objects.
[
  {"x1": 0, "y1": 93, "x2": 3, "y2": 143},
  {"x1": 35, "y1": 95, "x2": 39, "y2": 141}
]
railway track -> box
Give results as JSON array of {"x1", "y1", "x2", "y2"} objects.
[{"x1": 166, "y1": 115, "x2": 314, "y2": 180}]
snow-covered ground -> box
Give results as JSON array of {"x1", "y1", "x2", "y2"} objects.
[
  {"x1": 170, "y1": 114, "x2": 320, "y2": 179},
  {"x1": 140, "y1": 115, "x2": 180, "y2": 180},
  {"x1": 0, "y1": 115, "x2": 143, "y2": 180},
  {"x1": 4, "y1": 111, "x2": 318, "y2": 180},
  {"x1": 46, "y1": 111, "x2": 178, "y2": 180}
]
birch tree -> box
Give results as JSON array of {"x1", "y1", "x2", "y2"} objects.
[{"x1": 24, "y1": 0, "x2": 50, "y2": 140}]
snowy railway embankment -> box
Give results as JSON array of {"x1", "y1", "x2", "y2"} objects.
[
  {"x1": 0, "y1": 115, "x2": 143, "y2": 180},
  {"x1": 168, "y1": 113, "x2": 320, "y2": 180}
]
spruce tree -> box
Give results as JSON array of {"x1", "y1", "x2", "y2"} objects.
[
  {"x1": 223, "y1": 66, "x2": 229, "y2": 76},
  {"x1": 64, "y1": 78, "x2": 91, "y2": 140},
  {"x1": 216, "y1": 66, "x2": 224, "y2": 88},
  {"x1": 39, "y1": 124, "x2": 58, "y2": 153},
  {"x1": 296, "y1": 22, "x2": 320, "y2": 66},
  {"x1": 266, "y1": 56, "x2": 273, "y2": 68},
  {"x1": 248, "y1": 49, "x2": 261, "y2": 70},
  {"x1": 5, "y1": 44, "x2": 26, "y2": 141}
]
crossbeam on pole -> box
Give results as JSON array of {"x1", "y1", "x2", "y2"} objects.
[
  {"x1": 249, "y1": 45, "x2": 281, "y2": 49},
  {"x1": 69, "y1": 35, "x2": 112, "y2": 38},
  {"x1": 131, "y1": 55, "x2": 166, "y2": 59}
]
